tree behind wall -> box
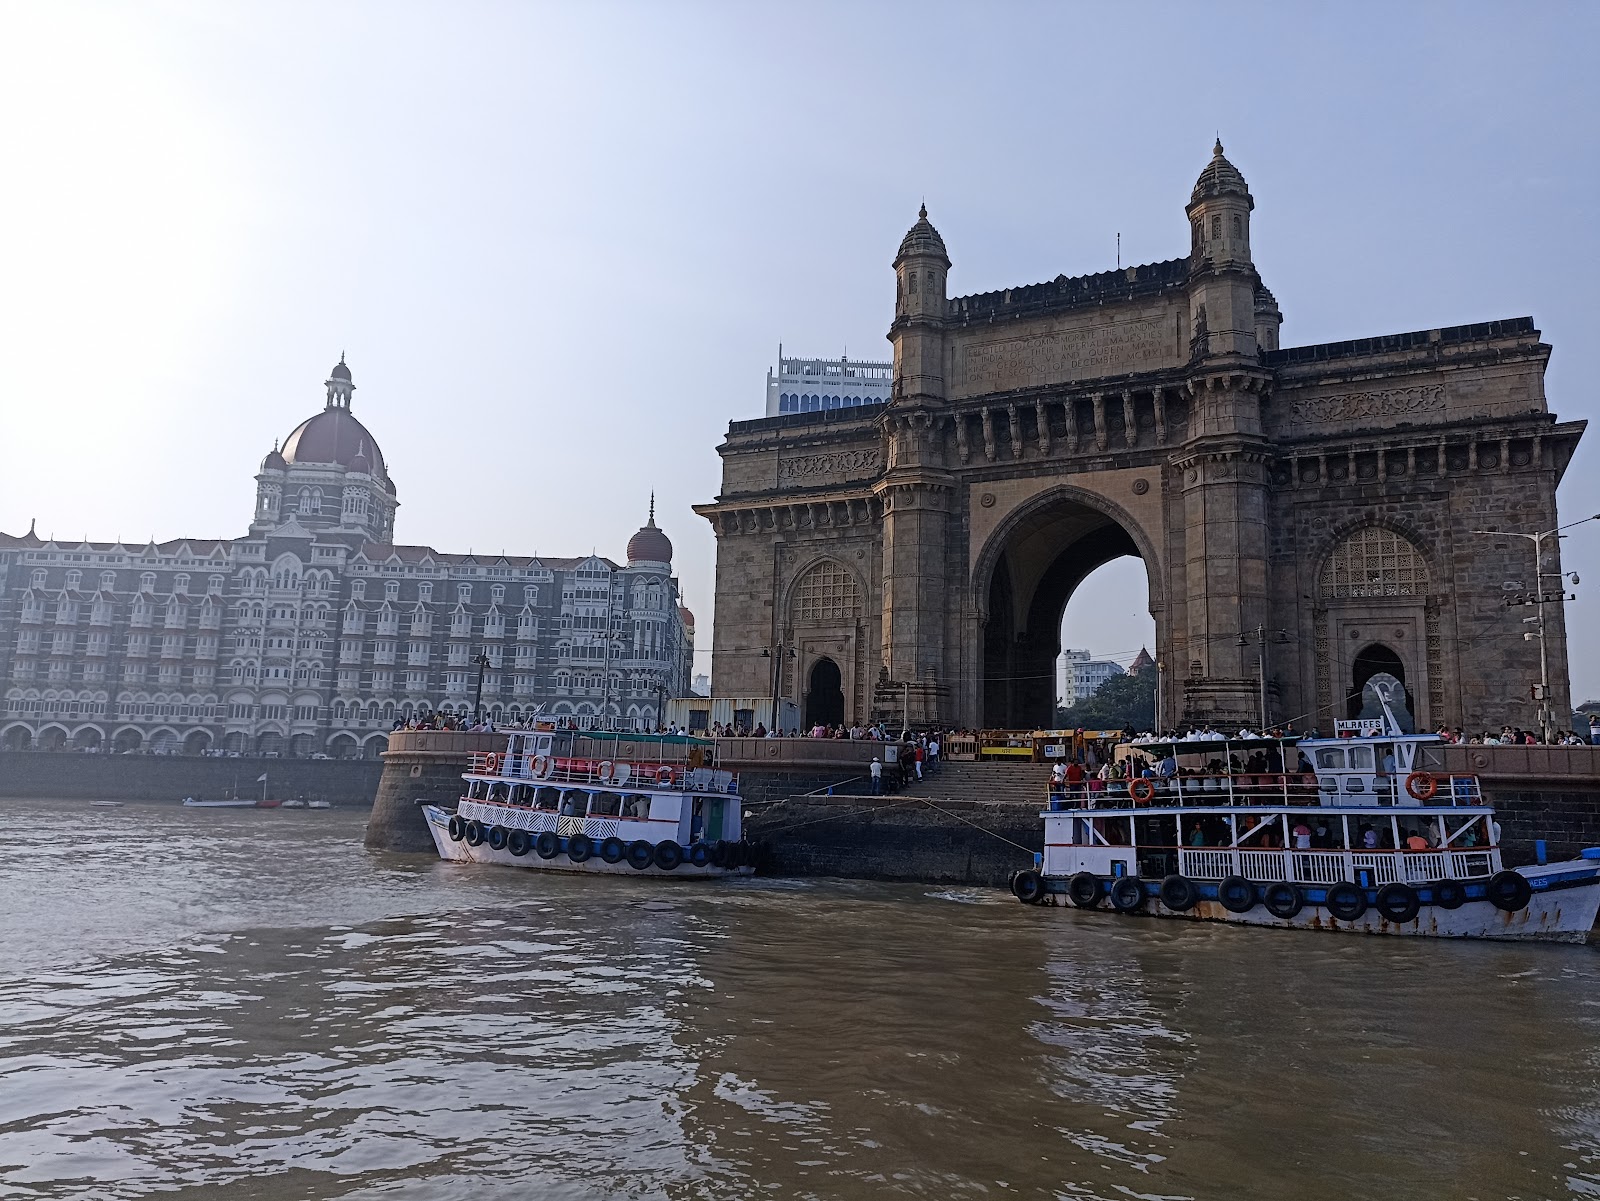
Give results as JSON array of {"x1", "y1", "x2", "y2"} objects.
[{"x1": 1055, "y1": 663, "x2": 1156, "y2": 730}]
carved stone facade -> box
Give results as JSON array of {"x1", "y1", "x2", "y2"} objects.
[{"x1": 698, "y1": 146, "x2": 1585, "y2": 733}]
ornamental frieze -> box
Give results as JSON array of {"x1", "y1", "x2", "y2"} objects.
[
  {"x1": 778, "y1": 448, "x2": 881, "y2": 484},
  {"x1": 1290, "y1": 384, "x2": 1445, "y2": 427}
]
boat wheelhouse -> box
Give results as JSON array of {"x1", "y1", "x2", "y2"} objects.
[
  {"x1": 422, "y1": 729, "x2": 755, "y2": 877},
  {"x1": 1011, "y1": 720, "x2": 1600, "y2": 941}
]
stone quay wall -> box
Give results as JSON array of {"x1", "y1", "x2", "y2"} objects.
[
  {"x1": 0, "y1": 751, "x2": 382, "y2": 804},
  {"x1": 365, "y1": 730, "x2": 508, "y2": 853},
  {"x1": 747, "y1": 797, "x2": 1041, "y2": 888}
]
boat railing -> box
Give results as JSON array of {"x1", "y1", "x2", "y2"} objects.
[
  {"x1": 1046, "y1": 770, "x2": 1481, "y2": 809},
  {"x1": 466, "y1": 751, "x2": 738, "y2": 795},
  {"x1": 1171, "y1": 845, "x2": 1500, "y2": 886}
]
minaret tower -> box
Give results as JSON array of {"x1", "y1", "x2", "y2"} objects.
[
  {"x1": 876, "y1": 205, "x2": 957, "y2": 724},
  {"x1": 325, "y1": 353, "x2": 355, "y2": 410}
]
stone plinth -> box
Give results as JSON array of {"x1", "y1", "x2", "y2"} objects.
[{"x1": 365, "y1": 730, "x2": 508, "y2": 852}]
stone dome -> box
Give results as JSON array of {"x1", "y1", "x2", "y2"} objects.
[
  {"x1": 329, "y1": 355, "x2": 352, "y2": 382},
  {"x1": 895, "y1": 203, "x2": 950, "y2": 265},
  {"x1": 627, "y1": 498, "x2": 673, "y2": 565},
  {"x1": 280, "y1": 408, "x2": 388, "y2": 478},
  {"x1": 678, "y1": 605, "x2": 695, "y2": 628},
  {"x1": 261, "y1": 444, "x2": 287, "y2": 472},
  {"x1": 1191, "y1": 139, "x2": 1253, "y2": 208}
]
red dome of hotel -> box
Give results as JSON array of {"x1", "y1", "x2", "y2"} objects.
[{"x1": 627, "y1": 495, "x2": 673, "y2": 565}]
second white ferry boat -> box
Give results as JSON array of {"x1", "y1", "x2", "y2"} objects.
[{"x1": 423, "y1": 728, "x2": 754, "y2": 878}]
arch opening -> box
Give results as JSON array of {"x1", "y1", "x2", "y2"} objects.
[
  {"x1": 981, "y1": 497, "x2": 1154, "y2": 730},
  {"x1": 1349, "y1": 642, "x2": 1415, "y2": 730},
  {"x1": 804, "y1": 657, "x2": 845, "y2": 729}
]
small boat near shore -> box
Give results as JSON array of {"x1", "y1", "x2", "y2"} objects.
[
  {"x1": 182, "y1": 797, "x2": 285, "y2": 809},
  {"x1": 1009, "y1": 702, "x2": 1600, "y2": 942},
  {"x1": 423, "y1": 729, "x2": 755, "y2": 878}
]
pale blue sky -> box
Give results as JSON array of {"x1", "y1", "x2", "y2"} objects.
[{"x1": 2, "y1": 1, "x2": 1596, "y2": 700}]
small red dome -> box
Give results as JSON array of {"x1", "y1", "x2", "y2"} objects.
[{"x1": 678, "y1": 605, "x2": 695, "y2": 627}]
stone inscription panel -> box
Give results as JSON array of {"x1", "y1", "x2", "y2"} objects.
[
  {"x1": 1289, "y1": 384, "x2": 1445, "y2": 428},
  {"x1": 954, "y1": 315, "x2": 1175, "y2": 398},
  {"x1": 778, "y1": 448, "x2": 881, "y2": 486}
]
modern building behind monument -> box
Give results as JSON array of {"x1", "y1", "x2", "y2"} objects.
[
  {"x1": 699, "y1": 143, "x2": 1585, "y2": 734},
  {"x1": 0, "y1": 359, "x2": 693, "y2": 757},
  {"x1": 765, "y1": 349, "x2": 893, "y2": 416}
]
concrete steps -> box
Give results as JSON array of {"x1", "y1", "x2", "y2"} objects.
[{"x1": 900, "y1": 760, "x2": 1052, "y2": 809}]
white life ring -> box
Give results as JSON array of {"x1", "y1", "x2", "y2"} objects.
[
  {"x1": 598, "y1": 760, "x2": 614, "y2": 784},
  {"x1": 532, "y1": 754, "x2": 551, "y2": 779},
  {"x1": 656, "y1": 765, "x2": 675, "y2": 787}
]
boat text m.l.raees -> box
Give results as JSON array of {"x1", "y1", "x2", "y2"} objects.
[
  {"x1": 422, "y1": 729, "x2": 755, "y2": 878},
  {"x1": 1009, "y1": 711, "x2": 1600, "y2": 941}
]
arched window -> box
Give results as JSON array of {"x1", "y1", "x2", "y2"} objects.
[
  {"x1": 1231, "y1": 215, "x2": 1242, "y2": 237},
  {"x1": 1318, "y1": 527, "x2": 1428, "y2": 599},
  {"x1": 1211, "y1": 215, "x2": 1222, "y2": 238},
  {"x1": 791, "y1": 560, "x2": 862, "y2": 626}
]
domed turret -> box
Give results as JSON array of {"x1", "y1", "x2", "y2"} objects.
[
  {"x1": 896, "y1": 203, "x2": 949, "y2": 265},
  {"x1": 1190, "y1": 139, "x2": 1253, "y2": 207},
  {"x1": 330, "y1": 354, "x2": 352, "y2": 382},
  {"x1": 261, "y1": 442, "x2": 287, "y2": 472},
  {"x1": 626, "y1": 495, "x2": 673, "y2": 565}
]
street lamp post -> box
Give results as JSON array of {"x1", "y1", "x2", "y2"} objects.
[
  {"x1": 762, "y1": 642, "x2": 795, "y2": 733},
  {"x1": 1473, "y1": 514, "x2": 1598, "y2": 742},
  {"x1": 470, "y1": 651, "x2": 491, "y2": 724}
]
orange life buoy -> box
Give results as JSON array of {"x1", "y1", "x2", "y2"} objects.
[
  {"x1": 485, "y1": 753, "x2": 501, "y2": 774},
  {"x1": 1129, "y1": 778, "x2": 1155, "y2": 803},
  {"x1": 598, "y1": 760, "x2": 614, "y2": 784},
  {"x1": 1405, "y1": 771, "x2": 1438, "y2": 801},
  {"x1": 656, "y1": 765, "x2": 675, "y2": 786}
]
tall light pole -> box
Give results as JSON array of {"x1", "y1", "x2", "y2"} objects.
[
  {"x1": 1474, "y1": 513, "x2": 1597, "y2": 742},
  {"x1": 762, "y1": 642, "x2": 794, "y2": 733}
]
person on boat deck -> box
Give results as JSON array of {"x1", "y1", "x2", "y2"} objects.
[
  {"x1": 1066, "y1": 760, "x2": 1085, "y2": 788},
  {"x1": 1156, "y1": 753, "x2": 1178, "y2": 779},
  {"x1": 1188, "y1": 824, "x2": 1207, "y2": 847},
  {"x1": 1292, "y1": 821, "x2": 1312, "y2": 849},
  {"x1": 1312, "y1": 821, "x2": 1333, "y2": 849},
  {"x1": 690, "y1": 803, "x2": 705, "y2": 844},
  {"x1": 1050, "y1": 762, "x2": 1067, "y2": 791},
  {"x1": 1359, "y1": 822, "x2": 1378, "y2": 849},
  {"x1": 1404, "y1": 827, "x2": 1431, "y2": 851}
]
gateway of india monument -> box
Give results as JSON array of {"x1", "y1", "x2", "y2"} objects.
[{"x1": 697, "y1": 143, "x2": 1586, "y2": 733}]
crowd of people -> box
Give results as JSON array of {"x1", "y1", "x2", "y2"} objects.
[{"x1": 1432, "y1": 720, "x2": 1599, "y2": 746}]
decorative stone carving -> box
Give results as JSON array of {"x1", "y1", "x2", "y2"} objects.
[
  {"x1": 956, "y1": 318, "x2": 1173, "y2": 395},
  {"x1": 778, "y1": 449, "x2": 881, "y2": 484},
  {"x1": 1131, "y1": 478, "x2": 1150, "y2": 495},
  {"x1": 1290, "y1": 384, "x2": 1445, "y2": 427}
]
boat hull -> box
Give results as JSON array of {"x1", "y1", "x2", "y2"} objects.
[
  {"x1": 1031, "y1": 861, "x2": 1600, "y2": 942},
  {"x1": 421, "y1": 805, "x2": 752, "y2": 879}
]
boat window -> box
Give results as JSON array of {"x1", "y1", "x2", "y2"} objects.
[
  {"x1": 533, "y1": 786, "x2": 561, "y2": 811},
  {"x1": 508, "y1": 784, "x2": 530, "y2": 807},
  {"x1": 1343, "y1": 777, "x2": 1366, "y2": 792},
  {"x1": 622, "y1": 793, "x2": 651, "y2": 819},
  {"x1": 558, "y1": 790, "x2": 589, "y2": 817},
  {"x1": 468, "y1": 779, "x2": 486, "y2": 800},
  {"x1": 1314, "y1": 748, "x2": 1345, "y2": 770},
  {"x1": 1347, "y1": 746, "x2": 1375, "y2": 771},
  {"x1": 590, "y1": 791, "x2": 623, "y2": 817},
  {"x1": 487, "y1": 782, "x2": 508, "y2": 803}
]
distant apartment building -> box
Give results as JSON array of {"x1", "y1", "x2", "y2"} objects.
[
  {"x1": 0, "y1": 359, "x2": 692, "y2": 758},
  {"x1": 765, "y1": 348, "x2": 893, "y2": 417},
  {"x1": 1057, "y1": 649, "x2": 1126, "y2": 707}
]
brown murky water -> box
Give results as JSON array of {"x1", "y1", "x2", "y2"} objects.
[{"x1": 1, "y1": 798, "x2": 1598, "y2": 1200}]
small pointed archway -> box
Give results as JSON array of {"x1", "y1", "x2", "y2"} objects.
[{"x1": 804, "y1": 657, "x2": 845, "y2": 728}]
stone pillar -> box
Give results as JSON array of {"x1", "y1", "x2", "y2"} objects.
[
  {"x1": 1093, "y1": 394, "x2": 1109, "y2": 451},
  {"x1": 1153, "y1": 388, "x2": 1168, "y2": 445},
  {"x1": 1035, "y1": 399, "x2": 1052, "y2": 455},
  {"x1": 1123, "y1": 392, "x2": 1138, "y2": 447}
]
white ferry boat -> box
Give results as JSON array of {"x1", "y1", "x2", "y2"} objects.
[
  {"x1": 422, "y1": 729, "x2": 754, "y2": 878},
  {"x1": 1009, "y1": 710, "x2": 1600, "y2": 941}
]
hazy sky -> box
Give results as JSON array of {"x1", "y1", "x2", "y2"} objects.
[{"x1": 3, "y1": 2, "x2": 1598, "y2": 700}]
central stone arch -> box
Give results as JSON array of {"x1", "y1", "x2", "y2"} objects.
[{"x1": 973, "y1": 485, "x2": 1166, "y2": 730}]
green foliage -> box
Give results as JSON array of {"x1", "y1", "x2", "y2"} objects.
[{"x1": 1054, "y1": 663, "x2": 1156, "y2": 731}]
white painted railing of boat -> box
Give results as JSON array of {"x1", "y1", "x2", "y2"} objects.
[
  {"x1": 465, "y1": 751, "x2": 739, "y2": 795},
  {"x1": 1174, "y1": 845, "x2": 1500, "y2": 885},
  {"x1": 1047, "y1": 772, "x2": 1481, "y2": 809}
]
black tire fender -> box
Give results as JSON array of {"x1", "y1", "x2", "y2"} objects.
[
  {"x1": 506, "y1": 829, "x2": 530, "y2": 857},
  {"x1": 1487, "y1": 870, "x2": 1533, "y2": 913},
  {"x1": 1067, "y1": 872, "x2": 1101, "y2": 908},
  {"x1": 653, "y1": 839, "x2": 684, "y2": 871},
  {"x1": 1432, "y1": 879, "x2": 1467, "y2": 910},
  {"x1": 1263, "y1": 881, "x2": 1304, "y2": 920},
  {"x1": 626, "y1": 839, "x2": 654, "y2": 870},
  {"x1": 688, "y1": 842, "x2": 712, "y2": 868},
  {"x1": 600, "y1": 836, "x2": 626, "y2": 864},
  {"x1": 535, "y1": 831, "x2": 561, "y2": 860},
  {"x1": 567, "y1": 833, "x2": 594, "y2": 863},
  {"x1": 1011, "y1": 869, "x2": 1046, "y2": 904},
  {"x1": 1159, "y1": 874, "x2": 1199, "y2": 912},
  {"x1": 1325, "y1": 881, "x2": 1368, "y2": 922},
  {"x1": 1217, "y1": 874, "x2": 1257, "y2": 914},
  {"x1": 487, "y1": 825, "x2": 508, "y2": 852},
  {"x1": 1376, "y1": 882, "x2": 1421, "y2": 924},
  {"x1": 447, "y1": 815, "x2": 466, "y2": 842},
  {"x1": 1108, "y1": 876, "x2": 1145, "y2": 913},
  {"x1": 464, "y1": 820, "x2": 486, "y2": 847}
]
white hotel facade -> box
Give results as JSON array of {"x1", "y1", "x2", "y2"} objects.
[{"x1": 0, "y1": 360, "x2": 693, "y2": 758}]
